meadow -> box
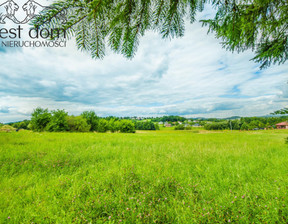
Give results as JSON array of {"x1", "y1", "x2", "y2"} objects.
[{"x1": 0, "y1": 129, "x2": 288, "y2": 223}]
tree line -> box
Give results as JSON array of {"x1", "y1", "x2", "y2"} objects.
[
  {"x1": 151, "y1": 116, "x2": 186, "y2": 123},
  {"x1": 24, "y1": 108, "x2": 137, "y2": 133},
  {"x1": 135, "y1": 121, "x2": 159, "y2": 131},
  {"x1": 8, "y1": 108, "x2": 160, "y2": 133},
  {"x1": 4, "y1": 109, "x2": 288, "y2": 132},
  {"x1": 204, "y1": 116, "x2": 288, "y2": 131}
]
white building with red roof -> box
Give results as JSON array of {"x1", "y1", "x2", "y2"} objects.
[{"x1": 276, "y1": 121, "x2": 288, "y2": 129}]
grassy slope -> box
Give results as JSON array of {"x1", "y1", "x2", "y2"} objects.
[{"x1": 0, "y1": 130, "x2": 287, "y2": 223}]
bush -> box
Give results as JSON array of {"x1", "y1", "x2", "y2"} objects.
[
  {"x1": 10, "y1": 120, "x2": 30, "y2": 130},
  {"x1": 240, "y1": 122, "x2": 249, "y2": 131},
  {"x1": 231, "y1": 120, "x2": 240, "y2": 130},
  {"x1": 30, "y1": 107, "x2": 51, "y2": 132},
  {"x1": 108, "y1": 119, "x2": 119, "y2": 133},
  {"x1": 46, "y1": 109, "x2": 69, "y2": 132},
  {"x1": 174, "y1": 124, "x2": 185, "y2": 130},
  {"x1": 97, "y1": 119, "x2": 109, "y2": 133},
  {"x1": 0, "y1": 125, "x2": 16, "y2": 132},
  {"x1": 67, "y1": 116, "x2": 91, "y2": 132},
  {"x1": 155, "y1": 123, "x2": 160, "y2": 130},
  {"x1": 204, "y1": 122, "x2": 229, "y2": 130},
  {"x1": 135, "y1": 121, "x2": 157, "y2": 130},
  {"x1": 119, "y1": 120, "x2": 135, "y2": 133},
  {"x1": 81, "y1": 111, "x2": 99, "y2": 131}
]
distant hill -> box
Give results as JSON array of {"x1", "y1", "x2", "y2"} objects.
[{"x1": 224, "y1": 116, "x2": 241, "y2": 120}]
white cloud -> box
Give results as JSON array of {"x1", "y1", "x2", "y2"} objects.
[{"x1": 0, "y1": 10, "x2": 287, "y2": 123}]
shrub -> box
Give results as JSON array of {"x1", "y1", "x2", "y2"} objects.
[
  {"x1": 135, "y1": 121, "x2": 157, "y2": 130},
  {"x1": 67, "y1": 116, "x2": 91, "y2": 132},
  {"x1": 97, "y1": 119, "x2": 109, "y2": 133},
  {"x1": 114, "y1": 120, "x2": 121, "y2": 132},
  {"x1": 119, "y1": 120, "x2": 135, "y2": 133},
  {"x1": 240, "y1": 122, "x2": 249, "y2": 131},
  {"x1": 154, "y1": 123, "x2": 160, "y2": 130},
  {"x1": 174, "y1": 124, "x2": 185, "y2": 130},
  {"x1": 231, "y1": 120, "x2": 240, "y2": 130},
  {"x1": 204, "y1": 122, "x2": 229, "y2": 130},
  {"x1": 0, "y1": 125, "x2": 16, "y2": 132},
  {"x1": 11, "y1": 120, "x2": 30, "y2": 130},
  {"x1": 108, "y1": 119, "x2": 119, "y2": 133},
  {"x1": 46, "y1": 109, "x2": 69, "y2": 132},
  {"x1": 81, "y1": 111, "x2": 99, "y2": 131},
  {"x1": 30, "y1": 107, "x2": 51, "y2": 132}
]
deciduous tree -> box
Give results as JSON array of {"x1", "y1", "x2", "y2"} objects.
[
  {"x1": 67, "y1": 115, "x2": 91, "y2": 132},
  {"x1": 81, "y1": 111, "x2": 99, "y2": 131},
  {"x1": 46, "y1": 109, "x2": 69, "y2": 132},
  {"x1": 33, "y1": 0, "x2": 288, "y2": 69},
  {"x1": 30, "y1": 107, "x2": 51, "y2": 132}
]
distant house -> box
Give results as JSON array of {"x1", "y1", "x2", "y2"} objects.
[
  {"x1": 193, "y1": 123, "x2": 200, "y2": 127},
  {"x1": 158, "y1": 122, "x2": 163, "y2": 125},
  {"x1": 276, "y1": 121, "x2": 288, "y2": 129},
  {"x1": 165, "y1": 123, "x2": 172, "y2": 127}
]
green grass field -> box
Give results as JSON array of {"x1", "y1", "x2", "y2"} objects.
[{"x1": 1, "y1": 130, "x2": 288, "y2": 223}]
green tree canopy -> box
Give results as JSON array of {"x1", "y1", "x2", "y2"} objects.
[
  {"x1": 201, "y1": 0, "x2": 288, "y2": 69},
  {"x1": 81, "y1": 111, "x2": 99, "y2": 131},
  {"x1": 30, "y1": 107, "x2": 51, "y2": 132},
  {"x1": 46, "y1": 109, "x2": 69, "y2": 132},
  {"x1": 33, "y1": 0, "x2": 287, "y2": 69},
  {"x1": 97, "y1": 119, "x2": 109, "y2": 132},
  {"x1": 119, "y1": 120, "x2": 136, "y2": 133},
  {"x1": 240, "y1": 122, "x2": 249, "y2": 130},
  {"x1": 272, "y1": 107, "x2": 288, "y2": 115},
  {"x1": 108, "y1": 118, "x2": 119, "y2": 133},
  {"x1": 67, "y1": 115, "x2": 91, "y2": 132}
]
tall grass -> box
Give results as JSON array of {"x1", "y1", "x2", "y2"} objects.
[{"x1": 0, "y1": 130, "x2": 287, "y2": 223}]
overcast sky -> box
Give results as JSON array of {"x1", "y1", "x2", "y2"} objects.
[{"x1": 0, "y1": 2, "x2": 287, "y2": 123}]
